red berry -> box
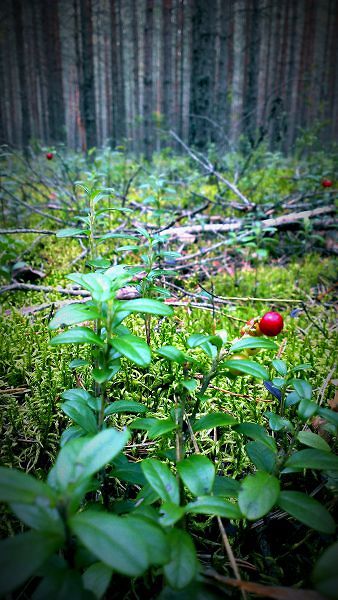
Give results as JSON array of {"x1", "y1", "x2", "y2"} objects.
[
  {"x1": 322, "y1": 179, "x2": 332, "y2": 188},
  {"x1": 46, "y1": 152, "x2": 53, "y2": 160},
  {"x1": 259, "y1": 312, "x2": 284, "y2": 337}
]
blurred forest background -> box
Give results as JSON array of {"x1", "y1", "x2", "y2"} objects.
[{"x1": 0, "y1": 0, "x2": 337, "y2": 157}]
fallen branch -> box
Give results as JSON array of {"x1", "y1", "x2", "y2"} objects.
[
  {"x1": 162, "y1": 205, "x2": 336, "y2": 238},
  {"x1": 0, "y1": 282, "x2": 90, "y2": 297},
  {"x1": 204, "y1": 570, "x2": 324, "y2": 600}
]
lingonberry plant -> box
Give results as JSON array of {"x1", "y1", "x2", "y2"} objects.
[{"x1": 0, "y1": 185, "x2": 337, "y2": 599}]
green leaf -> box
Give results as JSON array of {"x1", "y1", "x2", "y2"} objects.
[
  {"x1": 297, "y1": 399, "x2": 318, "y2": 420},
  {"x1": 76, "y1": 428, "x2": 130, "y2": 480},
  {"x1": 229, "y1": 338, "x2": 278, "y2": 353},
  {"x1": 82, "y1": 562, "x2": 113, "y2": 600},
  {"x1": 297, "y1": 431, "x2": 331, "y2": 452},
  {"x1": 33, "y1": 569, "x2": 92, "y2": 600},
  {"x1": 0, "y1": 531, "x2": 62, "y2": 596},
  {"x1": 0, "y1": 466, "x2": 56, "y2": 504},
  {"x1": 61, "y1": 388, "x2": 94, "y2": 404},
  {"x1": 193, "y1": 413, "x2": 238, "y2": 432},
  {"x1": 159, "y1": 502, "x2": 185, "y2": 527},
  {"x1": 187, "y1": 333, "x2": 212, "y2": 348},
  {"x1": 245, "y1": 441, "x2": 276, "y2": 473},
  {"x1": 238, "y1": 472, "x2": 280, "y2": 520},
  {"x1": 128, "y1": 417, "x2": 158, "y2": 430},
  {"x1": 185, "y1": 496, "x2": 241, "y2": 519},
  {"x1": 264, "y1": 411, "x2": 293, "y2": 432},
  {"x1": 69, "y1": 359, "x2": 90, "y2": 369},
  {"x1": 284, "y1": 449, "x2": 338, "y2": 471},
  {"x1": 112, "y1": 461, "x2": 146, "y2": 485},
  {"x1": 290, "y1": 379, "x2": 312, "y2": 400},
  {"x1": 213, "y1": 476, "x2": 240, "y2": 498},
  {"x1": 70, "y1": 511, "x2": 149, "y2": 577},
  {"x1": 50, "y1": 327, "x2": 104, "y2": 347},
  {"x1": 56, "y1": 228, "x2": 87, "y2": 238},
  {"x1": 224, "y1": 359, "x2": 269, "y2": 380},
  {"x1": 10, "y1": 503, "x2": 64, "y2": 536},
  {"x1": 163, "y1": 529, "x2": 198, "y2": 590},
  {"x1": 272, "y1": 359, "x2": 288, "y2": 376},
  {"x1": 111, "y1": 334, "x2": 151, "y2": 367},
  {"x1": 180, "y1": 379, "x2": 198, "y2": 392},
  {"x1": 127, "y1": 516, "x2": 170, "y2": 565},
  {"x1": 49, "y1": 430, "x2": 130, "y2": 491},
  {"x1": 104, "y1": 400, "x2": 147, "y2": 415},
  {"x1": 234, "y1": 422, "x2": 276, "y2": 452},
  {"x1": 148, "y1": 418, "x2": 177, "y2": 439},
  {"x1": 49, "y1": 303, "x2": 100, "y2": 330},
  {"x1": 72, "y1": 273, "x2": 113, "y2": 302},
  {"x1": 317, "y1": 407, "x2": 338, "y2": 427},
  {"x1": 141, "y1": 459, "x2": 180, "y2": 504},
  {"x1": 117, "y1": 298, "x2": 173, "y2": 316},
  {"x1": 177, "y1": 455, "x2": 215, "y2": 496},
  {"x1": 61, "y1": 400, "x2": 98, "y2": 434},
  {"x1": 278, "y1": 491, "x2": 336, "y2": 534},
  {"x1": 312, "y1": 542, "x2": 338, "y2": 600},
  {"x1": 285, "y1": 391, "x2": 300, "y2": 407},
  {"x1": 156, "y1": 345, "x2": 188, "y2": 364}
]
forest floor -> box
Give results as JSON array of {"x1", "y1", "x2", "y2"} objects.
[{"x1": 0, "y1": 145, "x2": 337, "y2": 599}]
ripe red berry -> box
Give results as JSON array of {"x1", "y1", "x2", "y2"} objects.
[
  {"x1": 259, "y1": 312, "x2": 284, "y2": 337},
  {"x1": 321, "y1": 179, "x2": 332, "y2": 188},
  {"x1": 46, "y1": 152, "x2": 53, "y2": 160}
]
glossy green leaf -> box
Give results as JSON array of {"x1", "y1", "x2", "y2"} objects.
[
  {"x1": 213, "y1": 476, "x2": 240, "y2": 498},
  {"x1": 70, "y1": 511, "x2": 149, "y2": 577},
  {"x1": 312, "y1": 541, "x2": 338, "y2": 599},
  {"x1": 177, "y1": 455, "x2": 215, "y2": 496},
  {"x1": 111, "y1": 334, "x2": 151, "y2": 367},
  {"x1": 297, "y1": 431, "x2": 331, "y2": 452},
  {"x1": 148, "y1": 418, "x2": 177, "y2": 439},
  {"x1": 104, "y1": 400, "x2": 147, "y2": 415},
  {"x1": 49, "y1": 429, "x2": 129, "y2": 491},
  {"x1": 117, "y1": 298, "x2": 173, "y2": 316},
  {"x1": 127, "y1": 515, "x2": 170, "y2": 565},
  {"x1": 245, "y1": 441, "x2": 276, "y2": 473},
  {"x1": 290, "y1": 379, "x2": 312, "y2": 400},
  {"x1": 278, "y1": 491, "x2": 336, "y2": 534},
  {"x1": 180, "y1": 379, "x2": 198, "y2": 392},
  {"x1": 82, "y1": 562, "x2": 113, "y2": 600},
  {"x1": 141, "y1": 458, "x2": 180, "y2": 504},
  {"x1": 238, "y1": 471, "x2": 280, "y2": 520},
  {"x1": 272, "y1": 359, "x2": 288, "y2": 376},
  {"x1": 49, "y1": 304, "x2": 99, "y2": 330},
  {"x1": 297, "y1": 399, "x2": 318, "y2": 420},
  {"x1": 229, "y1": 338, "x2": 278, "y2": 353},
  {"x1": 264, "y1": 411, "x2": 292, "y2": 432},
  {"x1": 223, "y1": 359, "x2": 269, "y2": 380},
  {"x1": 61, "y1": 400, "x2": 98, "y2": 434},
  {"x1": 0, "y1": 531, "x2": 62, "y2": 596},
  {"x1": 68, "y1": 359, "x2": 90, "y2": 369},
  {"x1": 159, "y1": 502, "x2": 185, "y2": 527},
  {"x1": 50, "y1": 327, "x2": 104, "y2": 347},
  {"x1": 76, "y1": 428, "x2": 130, "y2": 480},
  {"x1": 234, "y1": 422, "x2": 277, "y2": 452},
  {"x1": 193, "y1": 413, "x2": 238, "y2": 432},
  {"x1": 163, "y1": 529, "x2": 198, "y2": 590},
  {"x1": 156, "y1": 345, "x2": 187, "y2": 364},
  {"x1": 56, "y1": 228, "x2": 87, "y2": 238},
  {"x1": 0, "y1": 466, "x2": 56, "y2": 504},
  {"x1": 185, "y1": 496, "x2": 241, "y2": 519},
  {"x1": 284, "y1": 449, "x2": 338, "y2": 471},
  {"x1": 317, "y1": 407, "x2": 338, "y2": 427},
  {"x1": 10, "y1": 502, "x2": 64, "y2": 536}
]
